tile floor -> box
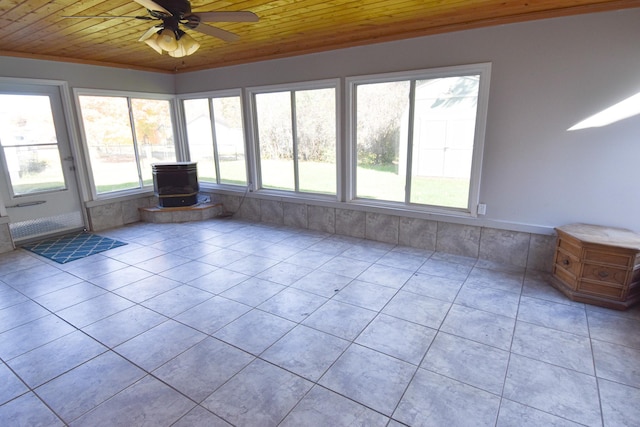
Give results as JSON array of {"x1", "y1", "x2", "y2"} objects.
[{"x1": 0, "y1": 218, "x2": 639, "y2": 426}]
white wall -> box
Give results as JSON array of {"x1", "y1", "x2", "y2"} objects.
[
  {"x1": 175, "y1": 9, "x2": 640, "y2": 233},
  {"x1": 0, "y1": 56, "x2": 175, "y2": 93},
  {"x1": 1, "y1": 9, "x2": 638, "y2": 235}
]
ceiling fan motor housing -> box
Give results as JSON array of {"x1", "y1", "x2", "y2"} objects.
[
  {"x1": 150, "y1": 0, "x2": 192, "y2": 19},
  {"x1": 148, "y1": 0, "x2": 200, "y2": 32}
]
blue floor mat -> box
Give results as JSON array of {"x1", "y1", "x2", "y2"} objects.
[{"x1": 22, "y1": 232, "x2": 127, "y2": 264}]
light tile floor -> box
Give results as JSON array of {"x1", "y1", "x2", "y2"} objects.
[{"x1": 1, "y1": 218, "x2": 639, "y2": 426}]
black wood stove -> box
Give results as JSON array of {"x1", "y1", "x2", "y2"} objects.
[{"x1": 152, "y1": 162, "x2": 199, "y2": 207}]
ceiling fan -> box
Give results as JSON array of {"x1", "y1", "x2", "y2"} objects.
[{"x1": 64, "y1": 0, "x2": 258, "y2": 58}]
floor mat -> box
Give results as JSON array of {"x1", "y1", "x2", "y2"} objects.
[{"x1": 22, "y1": 232, "x2": 127, "y2": 264}]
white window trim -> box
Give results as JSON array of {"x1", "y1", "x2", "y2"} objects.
[
  {"x1": 73, "y1": 88, "x2": 180, "y2": 200},
  {"x1": 345, "y1": 63, "x2": 491, "y2": 217},
  {"x1": 246, "y1": 78, "x2": 341, "y2": 199}
]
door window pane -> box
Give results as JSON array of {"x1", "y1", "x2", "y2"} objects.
[
  {"x1": 355, "y1": 81, "x2": 410, "y2": 202},
  {"x1": 212, "y1": 97, "x2": 246, "y2": 185},
  {"x1": 296, "y1": 89, "x2": 336, "y2": 194},
  {"x1": 2, "y1": 146, "x2": 65, "y2": 195},
  {"x1": 78, "y1": 96, "x2": 139, "y2": 193},
  {"x1": 0, "y1": 94, "x2": 66, "y2": 195},
  {"x1": 255, "y1": 91, "x2": 294, "y2": 191},
  {"x1": 131, "y1": 99, "x2": 176, "y2": 186}
]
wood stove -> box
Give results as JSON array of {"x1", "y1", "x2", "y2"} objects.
[{"x1": 152, "y1": 162, "x2": 199, "y2": 207}]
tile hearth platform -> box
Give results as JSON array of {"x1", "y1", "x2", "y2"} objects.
[{"x1": 139, "y1": 202, "x2": 223, "y2": 224}]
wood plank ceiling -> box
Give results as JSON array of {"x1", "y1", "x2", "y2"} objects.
[{"x1": 1, "y1": 0, "x2": 638, "y2": 73}]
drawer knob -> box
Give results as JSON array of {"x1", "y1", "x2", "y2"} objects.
[
  {"x1": 562, "y1": 259, "x2": 570, "y2": 265},
  {"x1": 598, "y1": 271, "x2": 609, "y2": 278}
]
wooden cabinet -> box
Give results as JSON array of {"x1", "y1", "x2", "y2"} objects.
[{"x1": 551, "y1": 224, "x2": 640, "y2": 310}]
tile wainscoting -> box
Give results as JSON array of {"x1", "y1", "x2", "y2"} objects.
[
  {"x1": 0, "y1": 222, "x2": 13, "y2": 254},
  {"x1": 216, "y1": 194, "x2": 557, "y2": 273},
  {"x1": 86, "y1": 196, "x2": 157, "y2": 232},
  {"x1": 74, "y1": 193, "x2": 556, "y2": 272}
]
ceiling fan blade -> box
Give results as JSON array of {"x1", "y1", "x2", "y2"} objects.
[
  {"x1": 195, "y1": 11, "x2": 258, "y2": 22},
  {"x1": 133, "y1": 0, "x2": 171, "y2": 15},
  {"x1": 62, "y1": 15, "x2": 154, "y2": 20},
  {"x1": 139, "y1": 25, "x2": 161, "y2": 42},
  {"x1": 191, "y1": 23, "x2": 239, "y2": 42}
]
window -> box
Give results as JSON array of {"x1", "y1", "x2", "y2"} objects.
[
  {"x1": 76, "y1": 93, "x2": 176, "y2": 195},
  {"x1": 0, "y1": 94, "x2": 66, "y2": 195},
  {"x1": 183, "y1": 93, "x2": 247, "y2": 186},
  {"x1": 349, "y1": 64, "x2": 490, "y2": 214},
  {"x1": 251, "y1": 82, "x2": 337, "y2": 195}
]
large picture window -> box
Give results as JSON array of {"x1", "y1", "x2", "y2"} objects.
[
  {"x1": 251, "y1": 82, "x2": 337, "y2": 195},
  {"x1": 76, "y1": 92, "x2": 176, "y2": 194},
  {"x1": 349, "y1": 64, "x2": 490, "y2": 214},
  {"x1": 183, "y1": 93, "x2": 247, "y2": 186}
]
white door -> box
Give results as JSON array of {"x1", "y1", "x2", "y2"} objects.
[{"x1": 0, "y1": 82, "x2": 85, "y2": 243}]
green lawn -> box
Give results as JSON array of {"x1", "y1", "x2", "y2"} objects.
[
  {"x1": 260, "y1": 160, "x2": 336, "y2": 194},
  {"x1": 93, "y1": 159, "x2": 469, "y2": 209},
  {"x1": 258, "y1": 160, "x2": 469, "y2": 208},
  {"x1": 12, "y1": 181, "x2": 66, "y2": 195},
  {"x1": 356, "y1": 165, "x2": 469, "y2": 208}
]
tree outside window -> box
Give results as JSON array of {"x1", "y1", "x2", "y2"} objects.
[
  {"x1": 253, "y1": 86, "x2": 337, "y2": 195},
  {"x1": 77, "y1": 94, "x2": 176, "y2": 194}
]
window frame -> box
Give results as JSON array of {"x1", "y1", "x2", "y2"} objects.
[
  {"x1": 178, "y1": 89, "x2": 249, "y2": 188},
  {"x1": 73, "y1": 88, "x2": 180, "y2": 200},
  {"x1": 345, "y1": 63, "x2": 491, "y2": 216},
  {"x1": 246, "y1": 79, "x2": 341, "y2": 199}
]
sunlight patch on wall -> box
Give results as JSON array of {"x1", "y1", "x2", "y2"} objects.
[{"x1": 569, "y1": 91, "x2": 640, "y2": 131}]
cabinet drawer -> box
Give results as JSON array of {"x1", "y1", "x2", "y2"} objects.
[
  {"x1": 553, "y1": 264, "x2": 578, "y2": 290},
  {"x1": 558, "y1": 237, "x2": 582, "y2": 258},
  {"x1": 578, "y1": 280, "x2": 624, "y2": 299},
  {"x1": 555, "y1": 249, "x2": 581, "y2": 276},
  {"x1": 584, "y1": 249, "x2": 632, "y2": 267},
  {"x1": 582, "y1": 263, "x2": 628, "y2": 286}
]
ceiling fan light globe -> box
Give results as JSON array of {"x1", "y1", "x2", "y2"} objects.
[
  {"x1": 168, "y1": 37, "x2": 200, "y2": 58},
  {"x1": 157, "y1": 28, "x2": 178, "y2": 51},
  {"x1": 168, "y1": 46, "x2": 186, "y2": 58},
  {"x1": 187, "y1": 40, "x2": 200, "y2": 56},
  {"x1": 144, "y1": 36, "x2": 163, "y2": 54},
  {"x1": 179, "y1": 33, "x2": 200, "y2": 55}
]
